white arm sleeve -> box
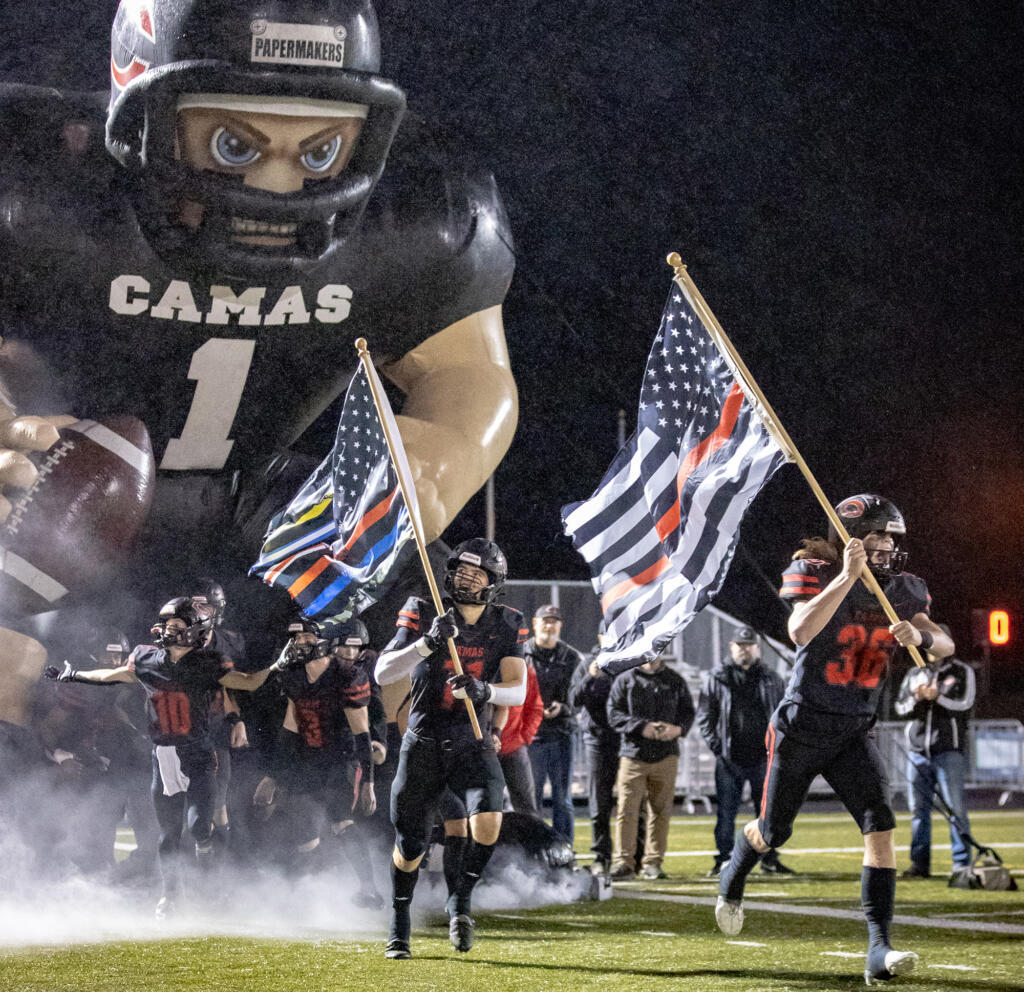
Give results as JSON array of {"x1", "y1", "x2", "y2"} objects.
[
  {"x1": 374, "y1": 638, "x2": 432, "y2": 686},
  {"x1": 488, "y1": 681, "x2": 526, "y2": 707}
]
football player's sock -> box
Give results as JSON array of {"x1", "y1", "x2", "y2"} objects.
[
  {"x1": 862, "y1": 866, "x2": 897, "y2": 969},
  {"x1": 443, "y1": 835, "x2": 468, "y2": 909},
  {"x1": 453, "y1": 840, "x2": 495, "y2": 916},
  {"x1": 389, "y1": 863, "x2": 418, "y2": 944},
  {"x1": 391, "y1": 861, "x2": 419, "y2": 910},
  {"x1": 719, "y1": 832, "x2": 763, "y2": 902}
]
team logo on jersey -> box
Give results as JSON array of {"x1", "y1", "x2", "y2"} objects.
[
  {"x1": 108, "y1": 275, "x2": 354, "y2": 325},
  {"x1": 838, "y1": 498, "x2": 865, "y2": 518},
  {"x1": 250, "y1": 20, "x2": 347, "y2": 68}
]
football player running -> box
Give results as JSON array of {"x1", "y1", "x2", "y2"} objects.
[
  {"x1": 374, "y1": 539, "x2": 527, "y2": 959},
  {"x1": 45, "y1": 597, "x2": 286, "y2": 917},
  {"x1": 253, "y1": 618, "x2": 383, "y2": 908},
  {"x1": 714, "y1": 495, "x2": 953, "y2": 986}
]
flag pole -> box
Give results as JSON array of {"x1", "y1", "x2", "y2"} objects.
[
  {"x1": 665, "y1": 254, "x2": 925, "y2": 669},
  {"x1": 354, "y1": 338, "x2": 483, "y2": 737}
]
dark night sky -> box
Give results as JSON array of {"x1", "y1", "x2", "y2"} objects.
[{"x1": 4, "y1": 2, "x2": 1023, "y2": 656}]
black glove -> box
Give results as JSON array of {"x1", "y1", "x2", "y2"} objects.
[
  {"x1": 43, "y1": 661, "x2": 79, "y2": 683},
  {"x1": 447, "y1": 673, "x2": 492, "y2": 704},
  {"x1": 424, "y1": 608, "x2": 459, "y2": 652}
]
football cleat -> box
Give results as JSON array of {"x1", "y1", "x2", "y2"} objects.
[
  {"x1": 449, "y1": 913, "x2": 475, "y2": 952},
  {"x1": 864, "y1": 948, "x2": 919, "y2": 986},
  {"x1": 707, "y1": 861, "x2": 723, "y2": 878},
  {"x1": 384, "y1": 938, "x2": 411, "y2": 960},
  {"x1": 715, "y1": 895, "x2": 744, "y2": 936}
]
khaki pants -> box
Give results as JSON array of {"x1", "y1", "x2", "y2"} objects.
[{"x1": 613, "y1": 754, "x2": 678, "y2": 871}]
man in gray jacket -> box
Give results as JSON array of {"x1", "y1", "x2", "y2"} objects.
[
  {"x1": 894, "y1": 631, "x2": 975, "y2": 879},
  {"x1": 697, "y1": 628, "x2": 792, "y2": 876}
]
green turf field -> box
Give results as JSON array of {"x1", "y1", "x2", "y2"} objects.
[{"x1": 2, "y1": 809, "x2": 1022, "y2": 992}]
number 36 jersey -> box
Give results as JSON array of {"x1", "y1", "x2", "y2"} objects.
[
  {"x1": 778, "y1": 557, "x2": 931, "y2": 719},
  {"x1": 128, "y1": 644, "x2": 233, "y2": 748}
]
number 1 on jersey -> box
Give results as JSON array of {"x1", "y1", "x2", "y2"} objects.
[{"x1": 160, "y1": 338, "x2": 255, "y2": 471}]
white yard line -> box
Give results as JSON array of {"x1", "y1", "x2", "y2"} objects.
[
  {"x1": 615, "y1": 890, "x2": 1024, "y2": 936},
  {"x1": 661, "y1": 842, "x2": 1024, "y2": 857}
]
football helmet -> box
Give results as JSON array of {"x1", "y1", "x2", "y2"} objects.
[
  {"x1": 190, "y1": 577, "x2": 227, "y2": 626},
  {"x1": 286, "y1": 617, "x2": 328, "y2": 662},
  {"x1": 828, "y1": 494, "x2": 908, "y2": 576},
  {"x1": 87, "y1": 628, "x2": 132, "y2": 668},
  {"x1": 443, "y1": 538, "x2": 507, "y2": 606},
  {"x1": 151, "y1": 596, "x2": 213, "y2": 647},
  {"x1": 106, "y1": 0, "x2": 406, "y2": 274},
  {"x1": 332, "y1": 618, "x2": 369, "y2": 649}
]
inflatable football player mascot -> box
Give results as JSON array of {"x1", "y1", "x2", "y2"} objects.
[{"x1": 0, "y1": 0, "x2": 517, "y2": 720}]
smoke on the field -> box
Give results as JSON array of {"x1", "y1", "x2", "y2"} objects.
[{"x1": 0, "y1": 735, "x2": 593, "y2": 946}]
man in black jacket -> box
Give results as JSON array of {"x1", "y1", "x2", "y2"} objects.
[
  {"x1": 697, "y1": 628, "x2": 792, "y2": 876},
  {"x1": 894, "y1": 634, "x2": 975, "y2": 879},
  {"x1": 569, "y1": 646, "x2": 619, "y2": 874},
  {"x1": 526, "y1": 605, "x2": 582, "y2": 842},
  {"x1": 607, "y1": 657, "x2": 694, "y2": 880}
]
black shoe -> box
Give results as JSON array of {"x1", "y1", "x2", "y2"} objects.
[
  {"x1": 384, "y1": 938, "x2": 411, "y2": 959},
  {"x1": 760, "y1": 858, "x2": 795, "y2": 875},
  {"x1": 900, "y1": 865, "x2": 930, "y2": 879},
  {"x1": 706, "y1": 861, "x2": 723, "y2": 878},
  {"x1": 609, "y1": 863, "x2": 635, "y2": 880},
  {"x1": 386, "y1": 907, "x2": 411, "y2": 959},
  {"x1": 449, "y1": 913, "x2": 474, "y2": 952}
]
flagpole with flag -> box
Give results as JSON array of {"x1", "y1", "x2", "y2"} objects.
[
  {"x1": 353, "y1": 338, "x2": 482, "y2": 739},
  {"x1": 667, "y1": 254, "x2": 924, "y2": 669},
  {"x1": 562, "y1": 255, "x2": 924, "y2": 674},
  {"x1": 249, "y1": 339, "x2": 483, "y2": 738}
]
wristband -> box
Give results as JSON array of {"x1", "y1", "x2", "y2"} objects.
[
  {"x1": 415, "y1": 638, "x2": 434, "y2": 658},
  {"x1": 917, "y1": 630, "x2": 934, "y2": 651},
  {"x1": 224, "y1": 712, "x2": 242, "y2": 726}
]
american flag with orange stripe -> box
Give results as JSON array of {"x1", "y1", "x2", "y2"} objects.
[
  {"x1": 562, "y1": 277, "x2": 790, "y2": 674},
  {"x1": 250, "y1": 363, "x2": 415, "y2": 626}
]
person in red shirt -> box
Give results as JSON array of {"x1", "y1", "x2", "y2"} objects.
[{"x1": 497, "y1": 657, "x2": 544, "y2": 814}]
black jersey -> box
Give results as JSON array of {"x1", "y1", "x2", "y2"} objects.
[
  {"x1": 128, "y1": 644, "x2": 233, "y2": 747},
  {"x1": 778, "y1": 558, "x2": 931, "y2": 719},
  {"x1": 280, "y1": 658, "x2": 371, "y2": 758},
  {"x1": 384, "y1": 596, "x2": 527, "y2": 740},
  {"x1": 0, "y1": 87, "x2": 513, "y2": 479}
]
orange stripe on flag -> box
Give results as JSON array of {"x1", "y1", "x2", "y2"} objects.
[
  {"x1": 266, "y1": 544, "x2": 327, "y2": 585},
  {"x1": 288, "y1": 556, "x2": 332, "y2": 598},
  {"x1": 601, "y1": 555, "x2": 671, "y2": 614},
  {"x1": 654, "y1": 383, "x2": 746, "y2": 542},
  {"x1": 339, "y1": 486, "x2": 399, "y2": 557}
]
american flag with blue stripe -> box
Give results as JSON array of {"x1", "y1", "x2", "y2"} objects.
[
  {"x1": 562, "y1": 273, "x2": 791, "y2": 674},
  {"x1": 250, "y1": 362, "x2": 417, "y2": 627}
]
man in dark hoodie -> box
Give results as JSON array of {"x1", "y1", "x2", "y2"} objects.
[
  {"x1": 607, "y1": 656, "x2": 694, "y2": 880},
  {"x1": 569, "y1": 645, "x2": 620, "y2": 874},
  {"x1": 697, "y1": 627, "x2": 792, "y2": 877}
]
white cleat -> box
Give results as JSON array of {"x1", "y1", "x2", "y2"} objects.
[
  {"x1": 715, "y1": 895, "x2": 744, "y2": 936},
  {"x1": 864, "y1": 949, "x2": 918, "y2": 985}
]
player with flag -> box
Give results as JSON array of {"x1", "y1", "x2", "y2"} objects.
[{"x1": 564, "y1": 255, "x2": 943, "y2": 984}]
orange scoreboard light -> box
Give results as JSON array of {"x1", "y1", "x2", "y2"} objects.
[{"x1": 989, "y1": 610, "x2": 1010, "y2": 646}]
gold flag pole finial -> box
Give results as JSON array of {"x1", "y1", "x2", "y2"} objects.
[{"x1": 666, "y1": 252, "x2": 687, "y2": 279}]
